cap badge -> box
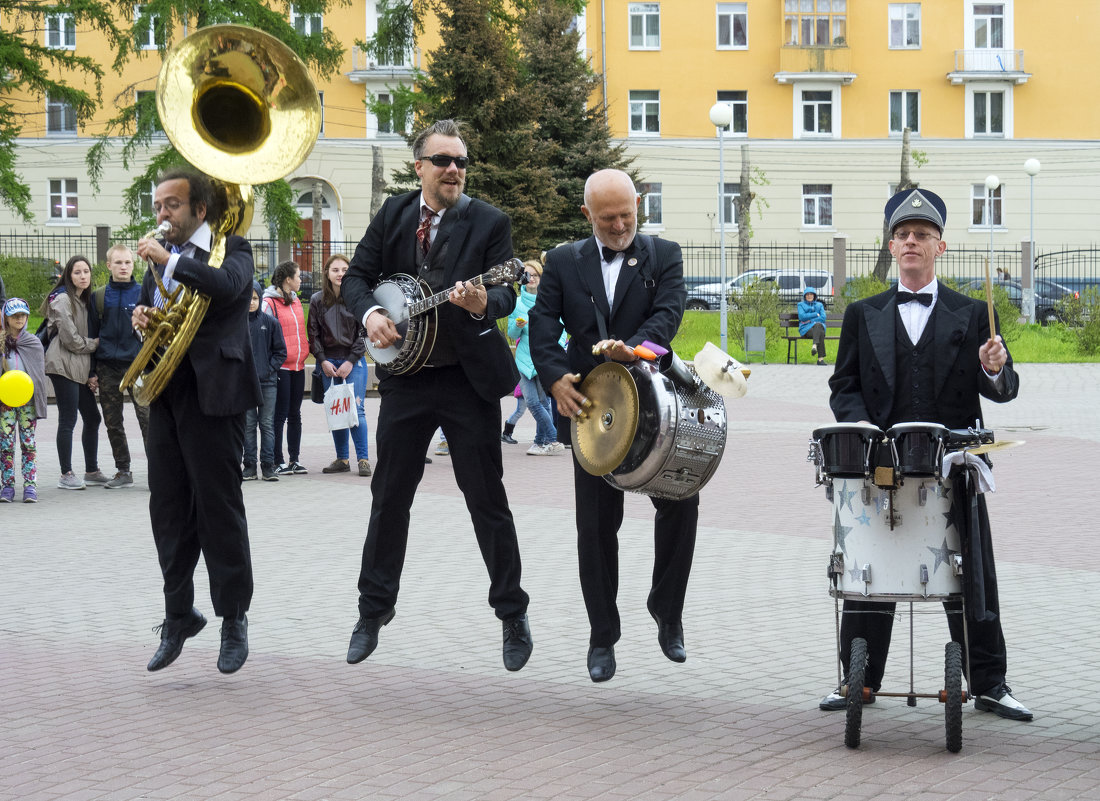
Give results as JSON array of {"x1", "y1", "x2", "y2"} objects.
[{"x1": 912, "y1": 198, "x2": 923, "y2": 208}]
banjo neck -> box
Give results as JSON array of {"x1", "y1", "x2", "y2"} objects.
[{"x1": 408, "y1": 273, "x2": 491, "y2": 318}]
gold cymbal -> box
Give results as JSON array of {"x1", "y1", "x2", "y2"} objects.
[
  {"x1": 967, "y1": 439, "x2": 1025, "y2": 455},
  {"x1": 693, "y1": 341, "x2": 749, "y2": 398},
  {"x1": 572, "y1": 362, "x2": 639, "y2": 476}
]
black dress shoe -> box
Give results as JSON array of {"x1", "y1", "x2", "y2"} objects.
[
  {"x1": 217, "y1": 614, "x2": 249, "y2": 674},
  {"x1": 347, "y1": 609, "x2": 395, "y2": 664},
  {"x1": 819, "y1": 685, "x2": 876, "y2": 711},
  {"x1": 502, "y1": 614, "x2": 533, "y2": 671},
  {"x1": 587, "y1": 645, "x2": 616, "y2": 682},
  {"x1": 975, "y1": 683, "x2": 1033, "y2": 721},
  {"x1": 651, "y1": 612, "x2": 686, "y2": 662},
  {"x1": 147, "y1": 608, "x2": 207, "y2": 671}
]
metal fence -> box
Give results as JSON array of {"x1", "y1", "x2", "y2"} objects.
[{"x1": 0, "y1": 232, "x2": 98, "y2": 273}]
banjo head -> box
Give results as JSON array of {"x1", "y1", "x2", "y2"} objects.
[{"x1": 365, "y1": 276, "x2": 416, "y2": 364}]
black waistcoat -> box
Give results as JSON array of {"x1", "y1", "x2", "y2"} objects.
[
  {"x1": 415, "y1": 215, "x2": 458, "y2": 366},
  {"x1": 890, "y1": 308, "x2": 938, "y2": 425}
]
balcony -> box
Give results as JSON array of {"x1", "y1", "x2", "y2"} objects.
[
  {"x1": 346, "y1": 46, "x2": 419, "y2": 84},
  {"x1": 774, "y1": 46, "x2": 856, "y2": 85},
  {"x1": 948, "y1": 49, "x2": 1031, "y2": 85}
]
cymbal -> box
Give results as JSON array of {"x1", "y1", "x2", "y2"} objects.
[
  {"x1": 572, "y1": 362, "x2": 639, "y2": 476},
  {"x1": 967, "y1": 439, "x2": 1024, "y2": 455},
  {"x1": 693, "y1": 341, "x2": 749, "y2": 398}
]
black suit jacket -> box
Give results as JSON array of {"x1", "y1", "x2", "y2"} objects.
[
  {"x1": 138, "y1": 234, "x2": 260, "y2": 416},
  {"x1": 829, "y1": 282, "x2": 1019, "y2": 429},
  {"x1": 343, "y1": 190, "x2": 519, "y2": 402},
  {"x1": 528, "y1": 234, "x2": 686, "y2": 390}
]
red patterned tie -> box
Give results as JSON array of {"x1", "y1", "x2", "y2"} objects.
[{"x1": 417, "y1": 206, "x2": 433, "y2": 256}]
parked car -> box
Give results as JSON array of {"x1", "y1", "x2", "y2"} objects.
[
  {"x1": 686, "y1": 269, "x2": 835, "y2": 311},
  {"x1": 958, "y1": 278, "x2": 1061, "y2": 325},
  {"x1": 685, "y1": 270, "x2": 768, "y2": 311}
]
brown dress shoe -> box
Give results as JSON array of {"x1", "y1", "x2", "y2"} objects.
[
  {"x1": 358, "y1": 459, "x2": 372, "y2": 476},
  {"x1": 322, "y1": 459, "x2": 351, "y2": 473}
]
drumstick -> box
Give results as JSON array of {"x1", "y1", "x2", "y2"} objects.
[{"x1": 984, "y1": 257, "x2": 997, "y2": 341}]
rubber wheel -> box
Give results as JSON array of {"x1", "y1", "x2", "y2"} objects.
[
  {"x1": 845, "y1": 637, "x2": 868, "y2": 749},
  {"x1": 945, "y1": 641, "x2": 963, "y2": 753}
]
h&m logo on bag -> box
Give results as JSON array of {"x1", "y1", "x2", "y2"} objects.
[{"x1": 329, "y1": 394, "x2": 353, "y2": 416}]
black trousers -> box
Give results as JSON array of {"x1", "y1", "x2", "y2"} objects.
[
  {"x1": 357, "y1": 366, "x2": 528, "y2": 621},
  {"x1": 48, "y1": 373, "x2": 101, "y2": 474},
  {"x1": 147, "y1": 359, "x2": 253, "y2": 619},
  {"x1": 802, "y1": 323, "x2": 827, "y2": 359},
  {"x1": 838, "y1": 494, "x2": 1007, "y2": 695},
  {"x1": 572, "y1": 458, "x2": 699, "y2": 648}
]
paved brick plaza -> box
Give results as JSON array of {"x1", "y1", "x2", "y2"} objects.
[{"x1": 2, "y1": 363, "x2": 1098, "y2": 800}]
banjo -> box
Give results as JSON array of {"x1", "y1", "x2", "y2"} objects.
[{"x1": 365, "y1": 257, "x2": 525, "y2": 376}]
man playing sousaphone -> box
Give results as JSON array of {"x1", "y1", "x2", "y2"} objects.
[
  {"x1": 529, "y1": 168, "x2": 698, "y2": 683},
  {"x1": 133, "y1": 168, "x2": 260, "y2": 675}
]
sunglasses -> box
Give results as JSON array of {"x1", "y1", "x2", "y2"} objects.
[{"x1": 421, "y1": 154, "x2": 469, "y2": 169}]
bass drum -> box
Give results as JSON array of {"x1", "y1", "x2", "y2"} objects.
[{"x1": 605, "y1": 360, "x2": 726, "y2": 500}]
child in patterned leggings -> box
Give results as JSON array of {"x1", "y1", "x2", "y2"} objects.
[{"x1": 1, "y1": 298, "x2": 47, "y2": 503}]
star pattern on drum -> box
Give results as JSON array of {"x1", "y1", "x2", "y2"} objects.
[
  {"x1": 943, "y1": 509, "x2": 955, "y2": 529},
  {"x1": 834, "y1": 508, "x2": 853, "y2": 555},
  {"x1": 926, "y1": 538, "x2": 958, "y2": 573},
  {"x1": 848, "y1": 563, "x2": 865, "y2": 583},
  {"x1": 856, "y1": 509, "x2": 871, "y2": 526},
  {"x1": 936, "y1": 482, "x2": 951, "y2": 500},
  {"x1": 838, "y1": 481, "x2": 857, "y2": 514}
]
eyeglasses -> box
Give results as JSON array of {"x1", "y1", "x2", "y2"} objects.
[
  {"x1": 892, "y1": 230, "x2": 939, "y2": 242},
  {"x1": 421, "y1": 154, "x2": 469, "y2": 169},
  {"x1": 152, "y1": 198, "x2": 185, "y2": 214}
]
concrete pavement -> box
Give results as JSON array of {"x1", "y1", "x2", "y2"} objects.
[{"x1": 2, "y1": 363, "x2": 1099, "y2": 800}]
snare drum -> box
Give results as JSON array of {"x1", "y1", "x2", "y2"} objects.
[
  {"x1": 828, "y1": 476, "x2": 962, "y2": 600},
  {"x1": 887, "y1": 422, "x2": 949, "y2": 478},
  {"x1": 812, "y1": 423, "x2": 884, "y2": 478},
  {"x1": 604, "y1": 360, "x2": 726, "y2": 500}
]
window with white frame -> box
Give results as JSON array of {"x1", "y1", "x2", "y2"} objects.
[
  {"x1": 971, "y1": 183, "x2": 1003, "y2": 226},
  {"x1": 133, "y1": 5, "x2": 164, "y2": 49},
  {"x1": 717, "y1": 91, "x2": 748, "y2": 135},
  {"x1": 973, "y1": 3, "x2": 1004, "y2": 48},
  {"x1": 375, "y1": 92, "x2": 406, "y2": 136},
  {"x1": 717, "y1": 3, "x2": 748, "y2": 49},
  {"x1": 46, "y1": 95, "x2": 77, "y2": 135},
  {"x1": 138, "y1": 180, "x2": 155, "y2": 218},
  {"x1": 135, "y1": 90, "x2": 164, "y2": 134},
  {"x1": 49, "y1": 179, "x2": 79, "y2": 220},
  {"x1": 783, "y1": 0, "x2": 847, "y2": 46},
  {"x1": 972, "y1": 89, "x2": 1004, "y2": 135},
  {"x1": 46, "y1": 13, "x2": 75, "y2": 48},
  {"x1": 628, "y1": 3, "x2": 660, "y2": 49},
  {"x1": 889, "y1": 90, "x2": 919, "y2": 134},
  {"x1": 801, "y1": 90, "x2": 833, "y2": 135},
  {"x1": 720, "y1": 182, "x2": 744, "y2": 226},
  {"x1": 292, "y1": 5, "x2": 323, "y2": 36},
  {"x1": 802, "y1": 184, "x2": 833, "y2": 228},
  {"x1": 629, "y1": 90, "x2": 660, "y2": 135},
  {"x1": 888, "y1": 4, "x2": 920, "y2": 48},
  {"x1": 639, "y1": 182, "x2": 663, "y2": 226}
]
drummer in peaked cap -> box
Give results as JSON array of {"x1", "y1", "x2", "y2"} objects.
[{"x1": 821, "y1": 186, "x2": 1033, "y2": 721}]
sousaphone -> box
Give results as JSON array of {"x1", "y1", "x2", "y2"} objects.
[{"x1": 121, "y1": 24, "x2": 321, "y2": 403}]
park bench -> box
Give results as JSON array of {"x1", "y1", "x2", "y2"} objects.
[{"x1": 780, "y1": 311, "x2": 844, "y2": 364}]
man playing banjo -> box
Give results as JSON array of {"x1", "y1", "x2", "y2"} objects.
[
  {"x1": 528, "y1": 169, "x2": 698, "y2": 683},
  {"x1": 341, "y1": 119, "x2": 534, "y2": 672}
]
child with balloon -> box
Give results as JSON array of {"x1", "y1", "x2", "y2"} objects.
[{"x1": 0, "y1": 298, "x2": 48, "y2": 502}]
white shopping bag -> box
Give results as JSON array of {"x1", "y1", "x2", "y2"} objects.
[{"x1": 323, "y1": 379, "x2": 359, "y2": 432}]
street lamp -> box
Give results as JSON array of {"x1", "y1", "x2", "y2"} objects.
[
  {"x1": 1023, "y1": 158, "x2": 1041, "y2": 324},
  {"x1": 708, "y1": 101, "x2": 733, "y2": 351}
]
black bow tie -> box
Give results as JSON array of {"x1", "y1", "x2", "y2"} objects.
[
  {"x1": 601, "y1": 243, "x2": 635, "y2": 263},
  {"x1": 896, "y1": 291, "x2": 933, "y2": 307}
]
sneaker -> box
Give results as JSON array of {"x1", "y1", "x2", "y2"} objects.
[
  {"x1": 242, "y1": 465, "x2": 257, "y2": 481},
  {"x1": 811, "y1": 344, "x2": 818, "y2": 356},
  {"x1": 22, "y1": 486, "x2": 37, "y2": 503},
  {"x1": 527, "y1": 443, "x2": 550, "y2": 456},
  {"x1": 105, "y1": 471, "x2": 134, "y2": 489},
  {"x1": 321, "y1": 459, "x2": 350, "y2": 474},
  {"x1": 501, "y1": 433, "x2": 518, "y2": 444},
  {"x1": 84, "y1": 470, "x2": 111, "y2": 486},
  {"x1": 975, "y1": 683, "x2": 1033, "y2": 721},
  {"x1": 58, "y1": 472, "x2": 86, "y2": 490},
  {"x1": 274, "y1": 463, "x2": 295, "y2": 476},
  {"x1": 261, "y1": 464, "x2": 279, "y2": 481},
  {"x1": 819, "y1": 685, "x2": 876, "y2": 711},
  {"x1": 358, "y1": 459, "x2": 372, "y2": 477},
  {"x1": 434, "y1": 440, "x2": 449, "y2": 456},
  {"x1": 0, "y1": 487, "x2": 14, "y2": 503},
  {"x1": 818, "y1": 358, "x2": 827, "y2": 366},
  {"x1": 288, "y1": 461, "x2": 308, "y2": 475},
  {"x1": 547, "y1": 441, "x2": 566, "y2": 454}
]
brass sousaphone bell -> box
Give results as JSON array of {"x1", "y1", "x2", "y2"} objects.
[{"x1": 121, "y1": 24, "x2": 321, "y2": 403}]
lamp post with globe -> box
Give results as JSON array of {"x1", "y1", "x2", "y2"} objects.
[
  {"x1": 1023, "y1": 159, "x2": 1041, "y2": 324},
  {"x1": 709, "y1": 101, "x2": 734, "y2": 351}
]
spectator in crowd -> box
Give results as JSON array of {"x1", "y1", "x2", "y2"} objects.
[
  {"x1": 88, "y1": 244, "x2": 150, "y2": 488},
  {"x1": 507, "y1": 259, "x2": 564, "y2": 455},
  {"x1": 42, "y1": 255, "x2": 107, "y2": 490},
  {"x1": 798, "y1": 288, "x2": 829, "y2": 366},
  {"x1": 308, "y1": 254, "x2": 371, "y2": 476},
  {"x1": 501, "y1": 384, "x2": 526, "y2": 444},
  {"x1": 244, "y1": 281, "x2": 286, "y2": 481},
  {"x1": 1, "y1": 298, "x2": 47, "y2": 503},
  {"x1": 262, "y1": 261, "x2": 309, "y2": 476}
]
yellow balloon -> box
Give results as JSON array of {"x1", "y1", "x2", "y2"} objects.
[{"x1": 0, "y1": 370, "x2": 34, "y2": 407}]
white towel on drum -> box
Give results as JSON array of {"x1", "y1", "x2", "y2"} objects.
[{"x1": 942, "y1": 451, "x2": 995, "y2": 493}]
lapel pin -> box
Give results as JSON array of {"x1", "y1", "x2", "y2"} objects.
[{"x1": 627, "y1": 257, "x2": 638, "y2": 267}]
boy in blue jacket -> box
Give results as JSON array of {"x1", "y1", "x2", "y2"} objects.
[
  {"x1": 244, "y1": 281, "x2": 286, "y2": 481},
  {"x1": 798, "y1": 288, "x2": 828, "y2": 366}
]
